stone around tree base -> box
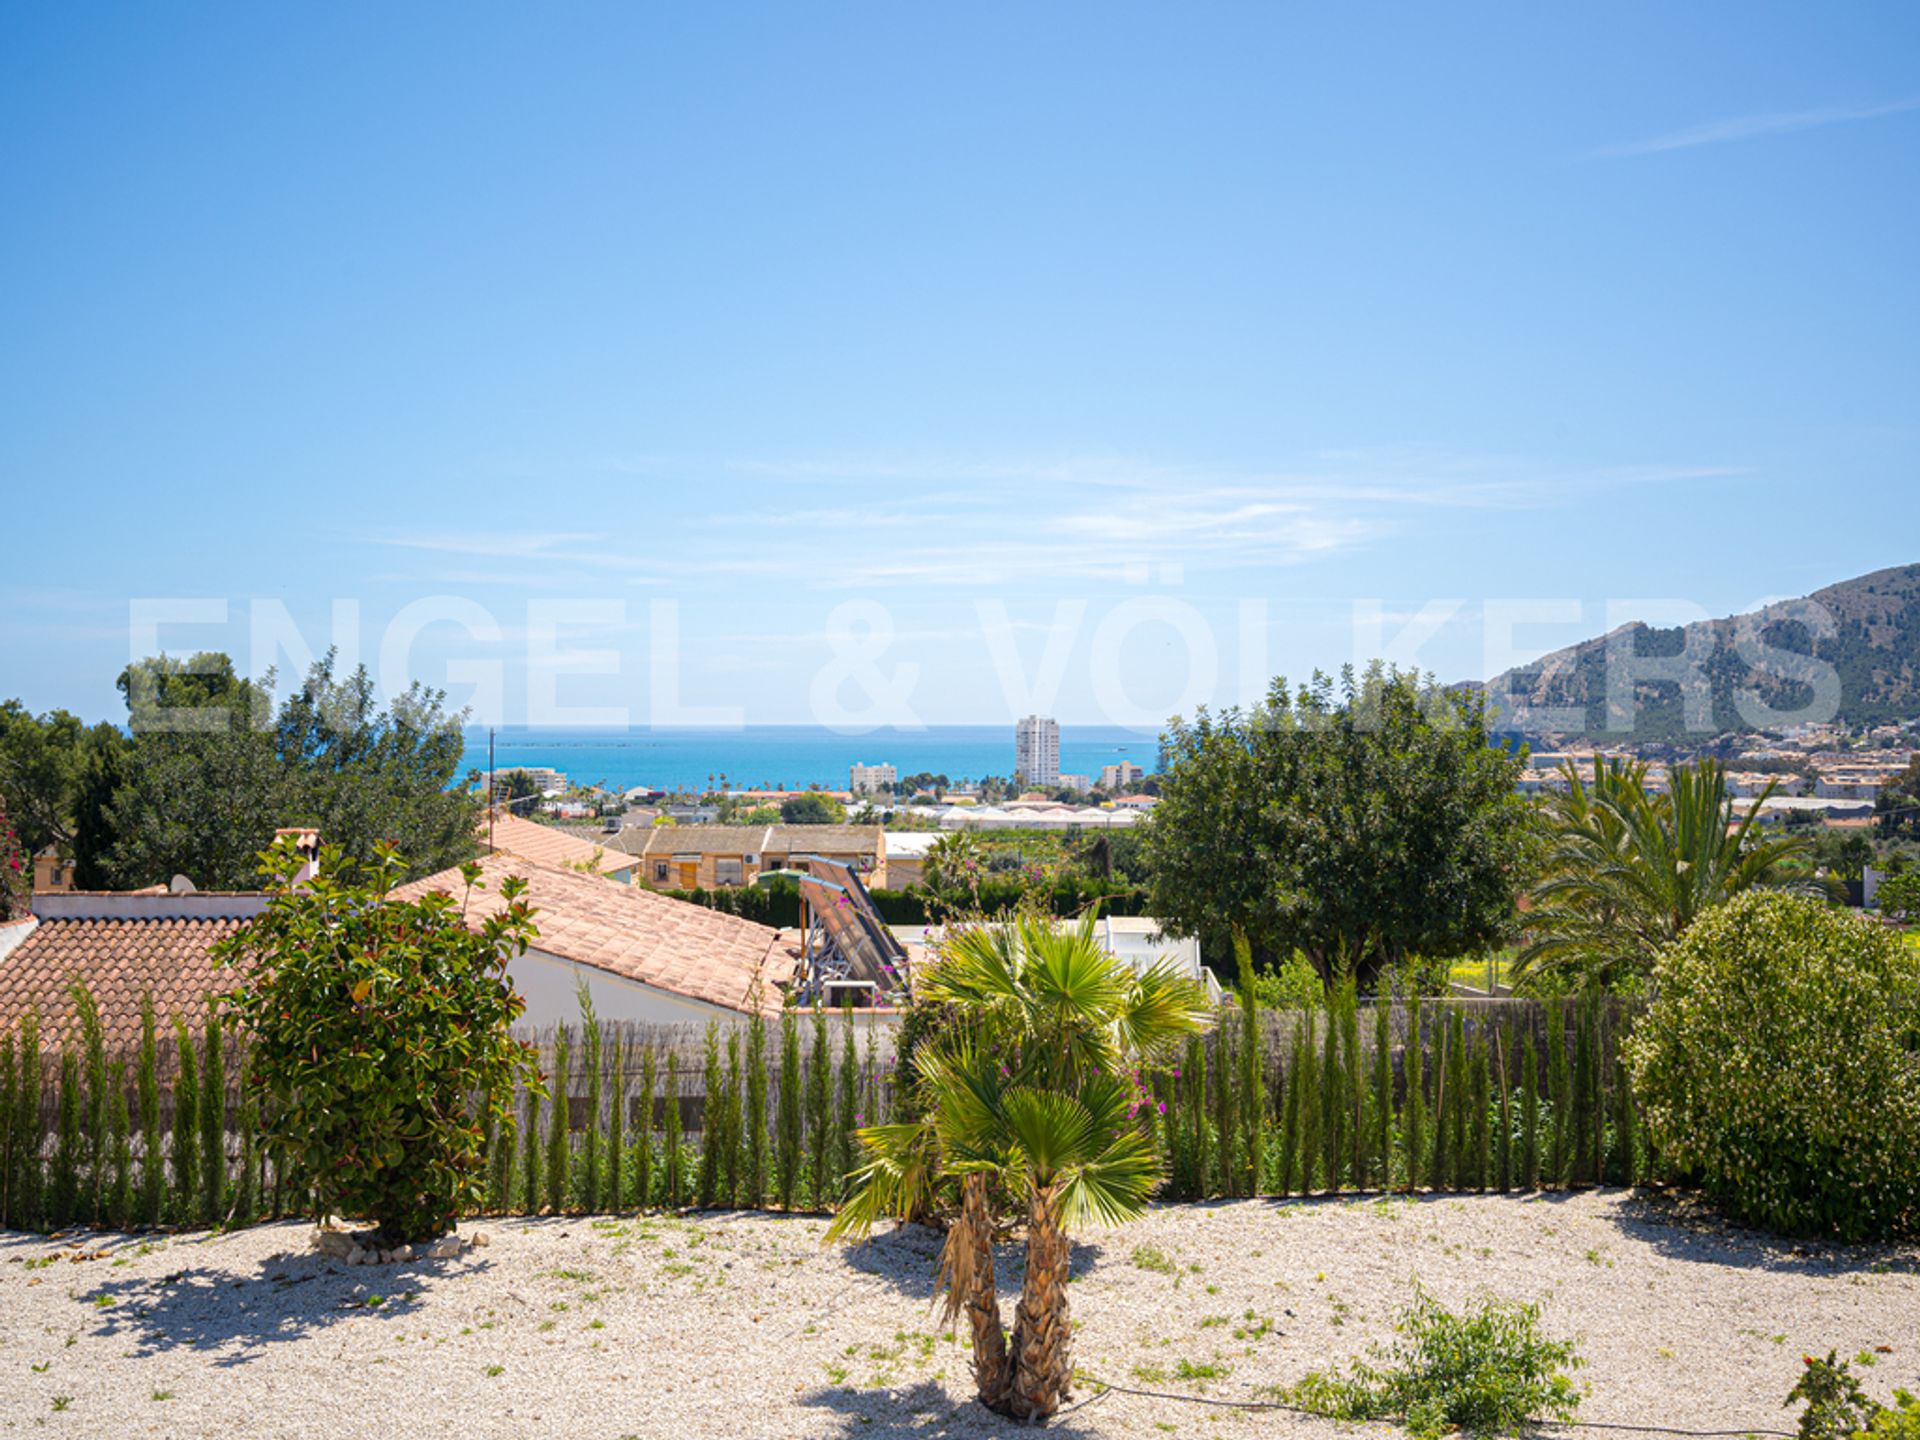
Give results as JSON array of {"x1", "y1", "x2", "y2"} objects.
[{"x1": 312, "y1": 1227, "x2": 484, "y2": 1265}]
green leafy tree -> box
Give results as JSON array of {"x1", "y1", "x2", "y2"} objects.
[
  {"x1": 779, "y1": 792, "x2": 846, "y2": 825},
  {"x1": 0, "y1": 701, "x2": 130, "y2": 869},
  {"x1": 1877, "y1": 756, "x2": 1920, "y2": 839},
  {"x1": 830, "y1": 915, "x2": 1211, "y2": 1421},
  {"x1": 1145, "y1": 665, "x2": 1530, "y2": 988},
  {"x1": 217, "y1": 837, "x2": 541, "y2": 1242},
  {"x1": 106, "y1": 652, "x2": 479, "y2": 891},
  {"x1": 1876, "y1": 870, "x2": 1920, "y2": 920}
]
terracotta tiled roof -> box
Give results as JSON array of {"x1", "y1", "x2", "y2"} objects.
[
  {"x1": 594, "y1": 827, "x2": 648, "y2": 857},
  {"x1": 393, "y1": 853, "x2": 798, "y2": 1015},
  {"x1": 637, "y1": 825, "x2": 772, "y2": 857},
  {"x1": 479, "y1": 812, "x2": 636, "y2": 875},
  {"x1": 0, "y1": 915, "x2": 250, "y2": 1049},
  {"x1": 763, "y1": 824, "x2": 885, "y2": 855}
]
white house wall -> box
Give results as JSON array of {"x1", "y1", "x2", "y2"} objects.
[
  {"x1": 509, "y1": 947, "x2": 906, "y2": 1047},
  {"x1": 510, "y1": 948, "x2": 745, "y2": 1028}
]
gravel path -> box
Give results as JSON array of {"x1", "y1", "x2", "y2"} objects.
[{"x1": 2, "y1": 1191, "x2": 1916, "y2": 1439}]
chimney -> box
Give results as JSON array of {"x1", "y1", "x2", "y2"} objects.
[{"x1": 274, "y1": 828, "x2": 321, "y2": 888}]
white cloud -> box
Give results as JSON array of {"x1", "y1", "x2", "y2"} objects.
[
  {"x1": 1598, "y1": 96, "x2": 1920, "y2": 157},
  {"x1": 365, "y1": 449, "x2": 1741, "y2": 594}
]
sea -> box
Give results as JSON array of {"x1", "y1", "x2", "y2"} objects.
[{"x1": 460, "y1": 725, "x2": 1163, "y2": 793}]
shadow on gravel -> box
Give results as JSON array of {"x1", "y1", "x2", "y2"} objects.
[
  {"x1": 1601, "y1": 1191, "x2": 1920, "y2": 1279},
  {"x1": 835, "y1": 1223, "x2": 1106, "y2": 1300},
  {"x1": 797, "y1": 1377, "x2": 1105, "y2": 1438},
  {"x1": 71, "y1": 1242, "x2": 495, "y2": 1367}
]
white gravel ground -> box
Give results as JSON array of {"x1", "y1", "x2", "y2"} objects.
[{"x1": 2, "y1": 1190, "x2": 1916, "y2": 1439}]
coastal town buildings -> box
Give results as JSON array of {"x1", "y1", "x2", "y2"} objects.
[
  {"x1": 1015, "y1": 714, "x2": 1061, "y2": 786},
  {"x1": 849, "y1": 761, "x2": 896, "y2": 795}
]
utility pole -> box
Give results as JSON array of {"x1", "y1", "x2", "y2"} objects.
[{"x1": 488, "y1": 727, "x2": 496, "y2": 851}]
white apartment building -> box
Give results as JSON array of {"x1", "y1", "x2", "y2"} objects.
[
  {"x1": 1098, "y1": 761, "x2": 1143, "y2": 791},
  {"x1": 1015, "y1": 715, "x2": 1061, "y2": 786},
  {"x1": 849, "y1": 761, "x2": 897, "y2": 795},
  {"x1": 1815, "y1": 774, "x2": 1885, "y2": 803}
]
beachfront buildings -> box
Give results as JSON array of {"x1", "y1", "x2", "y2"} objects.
[
  {"x1": 849, "y1": 761, "x2": 896, "y2": 795},
  {"x1": 1015, "y1": 714, "x2": 1061, "y2": 786},
  {"x1": 1099, "y1": 761, "x2": 1143, "y2": 791}
]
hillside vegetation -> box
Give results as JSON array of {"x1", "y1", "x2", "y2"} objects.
[{"x1": 1480, "y1": 562, "x2": 1920, "y2": 741}]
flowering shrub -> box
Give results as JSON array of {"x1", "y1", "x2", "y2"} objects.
[
  {"x1": 1786, "y1": 1352, "x2": 1884, "y2": 1440},
  {"x1": 1630, "y1": 891, "x2": 1920, "y2": 1241},
  {"x1": 0, "y1": 793, "x2": 27, "y2": 922}
]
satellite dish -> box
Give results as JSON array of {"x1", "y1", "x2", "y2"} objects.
[{"x1": 169, "y1": 875, "x2": 197, "y2": 895}]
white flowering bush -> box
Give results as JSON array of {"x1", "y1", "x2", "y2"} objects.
[{"x1": 1630, "y1": 891, "x2": 1920, "y2": 1240}]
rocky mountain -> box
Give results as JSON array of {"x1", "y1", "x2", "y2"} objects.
[{"x1": 1479, "y1": 562, "x2": 1920, "y2": 742}]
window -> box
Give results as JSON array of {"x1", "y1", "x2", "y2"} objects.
[
  {"x1": 716, "y1": 858, "x2": 744, "y2": 887},
  {"x1": 654, "y1": 861, "x2": 669, "y2": 882}
]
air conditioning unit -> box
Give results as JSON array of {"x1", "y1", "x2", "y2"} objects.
[{"x1": 744, "y1": 854, "x2": 758, "y2": 864}]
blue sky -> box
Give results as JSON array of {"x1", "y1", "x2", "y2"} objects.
[{"x1": 5, "y1": 4, "x2": 1917, "y2": 727}]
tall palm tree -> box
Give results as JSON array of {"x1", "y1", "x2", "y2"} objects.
[
  {"x1": 829, "y1": 914, "x2": 1211, "y2": 1421},
  {"x1": 1518, "y1": 757, "x2": 1812, "y2": 989}
]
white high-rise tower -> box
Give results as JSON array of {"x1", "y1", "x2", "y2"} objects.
[{"x1": 1014, "y1": 715, "x2": 1061, "y2": 787}]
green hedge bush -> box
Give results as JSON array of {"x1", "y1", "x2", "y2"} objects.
[
  {"x1": 219, "y1": 839, "x2": 542, "y2": 1242},
  {"x1": 1629, "y1": 891, "x2": 1920, "y2": 1240}
]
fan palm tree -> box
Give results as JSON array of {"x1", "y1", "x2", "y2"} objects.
[
  {"x1": 1517, "y1": 757, "x2": 1813, "y2": 989},
  {"x1": 828, "y1": 914, "x2": 1211, "y2": 1421}
]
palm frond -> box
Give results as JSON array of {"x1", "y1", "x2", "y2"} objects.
[
  {"x1": 825, "y1": 1120, "x2": 936, "y2": 1243},
  {"x1": 999, "y1": 1087, "x2": 1098, "y2": 1179},
  {"x1": 1054, "y1": 1125, "x2": 1162, "y2": 1230}
]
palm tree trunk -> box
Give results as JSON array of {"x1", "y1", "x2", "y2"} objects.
[
  {"x1": 938, "y1": 1174, "x2": 1011, "y2": 1414},
  {"x1": 1008, "y1": 1182, "x2": 1073, "y2": 1421}
]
